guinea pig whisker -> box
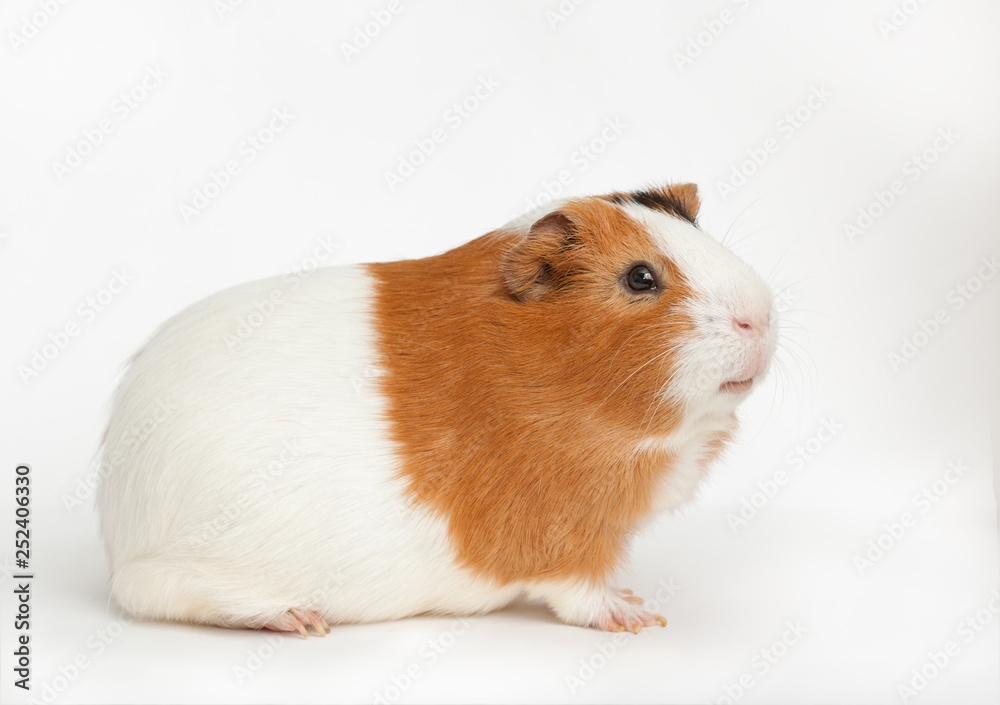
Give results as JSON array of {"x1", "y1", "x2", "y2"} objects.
[
  {"x1": 756, "y1": 223, "x2": 805, "y2": 285},
  {"x1": 584, "y1": 347, "x2": 678, "y2": 424},
  {"x1": 727, "y1": 222, "x2": 784, "y2": 260},
  {"x1": 636, "y1": 353, "x2": 671, "y2": 439},
  {"x1": 720, "y1": 189, "x2": 777, "y2": 247},
  {"x1": 768, "y1": 272, "x2": 822, "y2": 287},
  {"x1": 771, "y1": 345, "x2": 809, "y2": 414},
  {"x1": 743, "y1": 351, "x2": 794, "y2": 444},
  {"x1": 779, "y1": 357, "x2": 803, "y2": 418},
  {"x1": 779, "y1": 355, "x2": 809, "y2": 425},
  {"x1": 780, "y1": 327, "x2": 832, "y2": 374},
  {"x1": 402, "y1": 337, "x2": 448, "y2": 352},
  {"x1": 776, "y1": 305, "x2": 830, "y2": 323},
  {"x1": 764, "y1": 358, "x2": 789, "y2": 429},
  {"x1": 639, "y1": 369, "x2": 675, "y2": 441},
  {"x1": 780, "y1": 317, "x2": 835, "y2": 347},
  {"x1": 776, "y1": 334, "x2": 817, "y2": 382},
  {"x1": 639, "y1": 354, "x2": 686, "y2": 442},
  {"x1": 607, "y1": 322, "x2": 675, "y2": 370}
]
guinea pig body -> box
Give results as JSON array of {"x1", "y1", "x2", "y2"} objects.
[{"x1": 96, "y1": 183, "x2": 777, "y2": 635}]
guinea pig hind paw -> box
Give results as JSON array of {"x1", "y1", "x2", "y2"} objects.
[{"x1": 264, "y1": 609, "x2": 330, "y2": 638}]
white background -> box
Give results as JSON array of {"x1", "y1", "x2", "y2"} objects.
[{"x1": 1, "y1": 1, "x2": 998, "y2": 703}]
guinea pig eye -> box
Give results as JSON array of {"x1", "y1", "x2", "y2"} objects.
[{"x1": 627, "y1": 265, "x2": 657, "y2": 291}]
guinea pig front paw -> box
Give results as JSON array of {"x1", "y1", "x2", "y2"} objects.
[
  {"x1": 533, "y1": 581, "x2": 668, "y2": 633},
  {"x1": 263, "y1": 608, "x2": 330, "y2": 638},
  {"x1": 599, "y1": 588, "x2": 667, "y2": 634}
]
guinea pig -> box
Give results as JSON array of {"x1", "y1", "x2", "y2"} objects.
[{"x1": 95, "y1": 182, "x2": 776, "y2": 637}]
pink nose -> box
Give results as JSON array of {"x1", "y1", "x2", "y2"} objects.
[{"x1": 732, "y1": 314, "x2": 769, "y2": 337}]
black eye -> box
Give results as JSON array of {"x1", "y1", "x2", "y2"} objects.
[{"x1": 627, "y1": 265, "x2": 657, "y2": 291}]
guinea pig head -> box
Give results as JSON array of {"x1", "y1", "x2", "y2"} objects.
[{"x1": 501, "y1": 183, "x2": 776, "y2": 437}]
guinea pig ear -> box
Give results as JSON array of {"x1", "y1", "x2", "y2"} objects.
[
  {"x1": 664, "y1": 183, "x2": 701, "y2": 222},
  {"x1": 502, "y1": 210, "x2": 575, "y2": 301}
]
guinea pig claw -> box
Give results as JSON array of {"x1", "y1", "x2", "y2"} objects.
[
  {"x1": 290, "y1": 608, "x2": 329, "y2": 637},
  {"x1": 598, "y1": 589, "x2": 668, "y2": 633},
  {"x1": 265, "y1": 608, "x2": 330, "y2": 638}
]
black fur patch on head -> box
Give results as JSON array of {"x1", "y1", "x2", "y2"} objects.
[{"x1": 604, "y1": 184, "x2": 700, "y2": 225}]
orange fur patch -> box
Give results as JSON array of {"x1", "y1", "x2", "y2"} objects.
[
  {"x1": 369, "y1": 191, "x2": 712, "y2": 586},
  {"x1": 702, "y1": 420, "x2": 737, "y2": 466}
]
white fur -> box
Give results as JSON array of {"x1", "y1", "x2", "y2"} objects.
[{"x1": 96, "y1": 266, "x2": 520, "y2": 627}]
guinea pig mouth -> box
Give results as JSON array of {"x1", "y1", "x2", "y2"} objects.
[{"x1": 720, "y1": 378, "x2": 754, "y2": 393}]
